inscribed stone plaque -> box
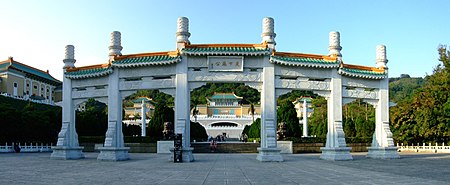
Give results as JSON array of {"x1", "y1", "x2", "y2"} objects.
[{"x1": 208, "y1": 56, "x2": 243, "y2": 72}]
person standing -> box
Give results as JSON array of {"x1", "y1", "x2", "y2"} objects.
[{"x1": 210, "y1": 139, "x2": 217, "y2": 152}]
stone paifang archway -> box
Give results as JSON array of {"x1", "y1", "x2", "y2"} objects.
[{"x1": 50, "y1": 17, "x2": 399, "y2": 162}]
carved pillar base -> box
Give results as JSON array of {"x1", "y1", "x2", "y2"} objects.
[
  {"x1": 320, "y1": 147, "x2": 353, "y2": 161},
  {"x1": 256, "y1": 147, "x2": 283, "y2": 162},
  {"x1": 367, "y1": 147, "x2": 400, "y2": 159},
  {"x1": 169, "y1": 147, "x2": 194, "y2": 162},
  {"x1": 97, "y1": 147, "x2": 130, "y2": 161},
  {"x1": 50, "y1": 146, "x2": 84, "y2": 160}
]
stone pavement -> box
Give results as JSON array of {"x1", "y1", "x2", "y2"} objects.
[{"x1": 0, "y1": 152, "x2": 449, "y2": 185}]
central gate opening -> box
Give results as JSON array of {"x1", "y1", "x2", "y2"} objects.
[{"x1": 190, "y1": 82, "x2": 260, "y2": 145}]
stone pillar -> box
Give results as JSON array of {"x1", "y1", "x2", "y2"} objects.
[
  {"x1": 375, "y1": 45, "x2": 388, "y2": 68},
  {"x1": 328, "y1": 31, "x2": 342, "y2": 59},
  {"x1": 173, "y1": 51, "x2": 194, "y2": 162},
  {"x1": 176, "y1": 17, "x2": 190, "y2": 49},
  {"x1": 109, "y1": 31, "x2": 123, "y2": 61},
  {"x1": 302, "y1": 99, "x2": 308, "y2": 137},
  {"x1": 51, "y1": 45, "x2": 84, "y2": 160},
  {"x1": 141, "y1": 99, "x2": 147, "y2": 137},
  {"x1": 38, "y1": 83, "x2": 42, "y2": 97},
  {"x1": 43, "y1": 84, "x2": 46, "y2": 100},
  {"x1": 49, "y1": 86, "x2": 53, "y2": 103},
  {"x1": 171, "y1": 16, "x2": 194, "y2": 162},
  {"x1": 261, "y1": 17, "x2": 276, "y2": 49},
  {"x1": 320, "y1": 71, "x2": 352, "y2": 160},
  {"x1": 29, "y1": 79, "x2": 32, "y2": 96},
  {"x1": 257, "y1": 55, "x2": 283, "y2": 162},
  {"x1": 97, "y1": 68, "x2": 129, "y2": 161},
  {"x1": 23, "y1": 78, "x2": 26, "y2": 97},
  {"x1": 368, "y1": 45, "x2": 399, "y2": 159}
]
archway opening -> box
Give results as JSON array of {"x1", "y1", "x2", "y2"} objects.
[
  {"x1": 276, "y1": 90, "x2": 327, "y2": 143},
  {"x1": 342, "y1": 99, "x2": 375, "y2": 144},
  {"x1": 210, "y1": 122, "x2": 239, "y2": 127},
  {"x1": 75, "y1": 98, "x2": 108, "y2": 144},
  {"x1": 191, "y1": 82, "x2": 260, "y2": 142},
  {"x1": 122, "y1": 89, "x2": 174, "y2": 142}
]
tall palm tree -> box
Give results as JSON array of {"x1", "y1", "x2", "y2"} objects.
[
  {"x1": 191, "y1": 97, "x2": 200, "y2": 122},
  {"x1": 250, "y1": 102, "x2": 255, "y2": 122}
]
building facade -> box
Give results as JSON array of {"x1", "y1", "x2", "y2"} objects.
[
  {"x1": 124, "y1": 97, "x2": 155, "y2": 120},
  {"x1": 293, "y1": 97, "x2": 313, "y2": 119},
  {"x1": 192, "y1": 92, "x2": 261, "y2": 139},
  {"x1": 195, "y1": 92, "x2": 260, "y2": 118},
  {"x1": 0, "y1": 57, "x2": 62, "y2": 104},
  {"x1": 293, "y1": 96, "x2": 313, "y2": 137}
]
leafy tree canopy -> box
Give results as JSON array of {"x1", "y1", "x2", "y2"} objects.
[{"x1": 390, "y1": 45, "x2": 450, "y2": 144}]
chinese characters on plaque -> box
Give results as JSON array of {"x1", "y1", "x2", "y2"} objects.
[{"x1": 208, "y1": 56, "x2": 244, "y2": 72}]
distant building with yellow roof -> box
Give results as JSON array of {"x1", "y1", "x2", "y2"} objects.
[
  {"x1": 0, "y1": 57, "x2": 62, "y2": 105},
  {"x1": 192, "y1": 92, "x2": 260, "y2": 139},
  {"x1": 124, "y1": 97, "x2": 155, "y2": 120},
  {"x1": 194, "y1": 92, "x2": 260, "y2": 118}
]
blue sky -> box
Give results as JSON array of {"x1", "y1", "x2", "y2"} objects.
[{"x1": 1, "y1": 0, "x2": 449, "y2": 80}]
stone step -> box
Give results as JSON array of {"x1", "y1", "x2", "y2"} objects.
[{"x1": 191, "y1": 142, "x2": 259, "y2": 153}]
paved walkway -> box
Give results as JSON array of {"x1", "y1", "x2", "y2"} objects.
[{"x1": 1, "y1": 152, "x2": 449, "y2": 185}]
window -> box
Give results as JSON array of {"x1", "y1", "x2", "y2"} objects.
[
  {"x1": 26, "y1": 91, "x2": 29, "y2": 95},
  {"x1": 46, "y1": 96, "x2": 49, "y2": 99},
  {"x1": 46, "y1": 89, "x2": 49, "y2": 92},
  {"x1": 34, "y1": 85, "x2": 37, "y2": 89},
  {"x1": 13, "y1": 83, "x2": 17, "y2": 88},
  {"x1": 41, "y1": 87, "x2": 44, "y2": 91},
  {"x1": 27, "y1": 84, "x2": 29, "y2": 87}
]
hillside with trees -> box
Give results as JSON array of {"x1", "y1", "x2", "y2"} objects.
[
  {"x1": 390, "y1": 45, "x2": 450, "y2": 144},
  {"x1": 389, "y1": 76, "x2": 425, "y2": 103}
]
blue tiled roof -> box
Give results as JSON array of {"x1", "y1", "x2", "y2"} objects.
[
  {"x1": 0, "y1": 59, "x2": 61, "y2": 84},
  {"x1": 132, "y1": 97, "x2": 154, "y2": 103},
  {"x1": 209, "y1": 93, "x2": 243, "y2": 100}
]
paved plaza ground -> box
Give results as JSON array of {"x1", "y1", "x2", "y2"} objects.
[{"x1": 1, "y1": 152, "x2": 449, "y2": 185}]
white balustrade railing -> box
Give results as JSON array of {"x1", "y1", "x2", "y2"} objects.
[
  {"x1": 207, "y1": 124, "x2": 243, "y2": 128},
  {"x1": 0, "y1": 142, "x2": 53, "y2": 153},
  {"x1": 191, "y1": 115, "x2": 261, "y2": 120},
  {"x1": 1, "y1": 93, "x2": 58, "y2": 106},
  {"x1": 397, "y1": 142, "x2": 450, "y2": 153}
]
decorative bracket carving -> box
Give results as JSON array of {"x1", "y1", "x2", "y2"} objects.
[
  {"x1": 245, "y1": 82, "x2": 262, "y2": 92},
  {"x1": 313, "y1": 90, "x2": 330, "y2": 99},
  {"x1": 342, "y1": 88, "x2": 378, "y2": 100},
  {"x1": 275, "y1": 79, "x2": 330, "y2": 91}
]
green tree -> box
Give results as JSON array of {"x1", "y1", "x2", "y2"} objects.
[
  {"x1": 389, "y1": 77, "x2": 424, "y2": 103},
  {"x1": 308, "y1": 97, "x2": 327, "y2": 138},
  {"x1": 277, "y1": 90, "x2": 314, "y2": 104},
  {"x1": 0, "y1": 96, "x2": 61, "y2": 144},
  {"x1": 277, "y1": 100, "x2": 301, "y2": 137},
  {"x1": 148, "y1": 102, "x2": 174, "y2": 139},
  {"x1": 191, "y1": 97, "x2": 200, "y2": 122},
  {"x1": 248, "y1": 118, "x2": 261, "y2": 139},
  {"x1": 343, "y1": 99, "x2": 375, "y2": 139},
  {"x1": 190, "y1": 121, "x2": 208, "y2": 141},
  {"x1": 76, "y1": 99, "x2": 108, "y2": 136},
  {"x1": 249, "y1": 102, "x2": 255, "y2": 122},
  {"x1": 390, "y1": 45, "x2": 450, "y2": 144}
]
